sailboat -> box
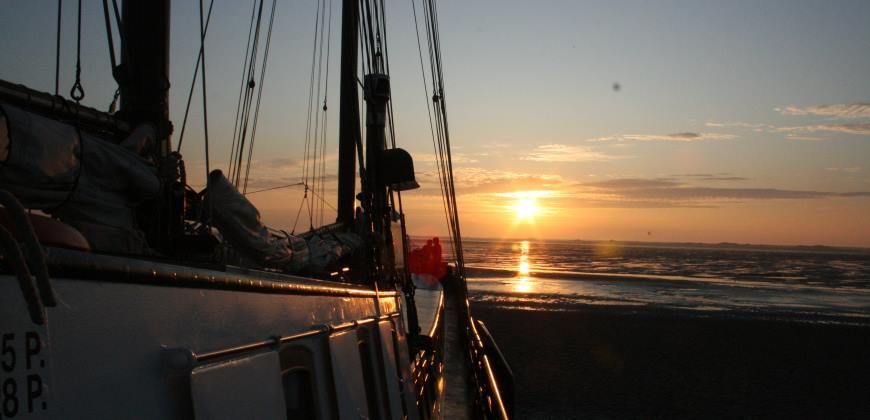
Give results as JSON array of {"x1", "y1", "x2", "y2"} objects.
[{"x1": 0, "y1": 0, "x2": 512, "y2": 418}]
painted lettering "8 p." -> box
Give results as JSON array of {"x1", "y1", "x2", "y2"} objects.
[{"x1": 2, "y1": 377, "x2": 18, "y2": 418}]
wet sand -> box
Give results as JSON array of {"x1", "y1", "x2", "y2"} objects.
[{"x1": 473, "y1": 301, "x2": 870, "y2": 419}]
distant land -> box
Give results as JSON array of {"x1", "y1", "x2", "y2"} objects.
[{"x1": 452, "y1": 237, "x2": 870, "y2": 255}]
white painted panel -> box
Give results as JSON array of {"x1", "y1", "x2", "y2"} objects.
[
  {"x1": 329, "y1": 330, "x2": 369, "y2": 419},
  {"x1": 190, "y1": 351, "x2": 286, "y2": 419},
  {"x1": 378, "y1": 321, "x2": 405, "y2": 420}
]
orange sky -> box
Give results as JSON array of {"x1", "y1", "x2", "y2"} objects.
[{"x1": 3, "y1": 1, "x2": 869, "y2": 247}]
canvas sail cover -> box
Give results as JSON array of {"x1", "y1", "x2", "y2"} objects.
[
  {"x1": 0, "y1": 103, "x2": 159, "y2": 253},
  {"x1": 204, "y1": 170, "x2": 310, "y2": 271}
]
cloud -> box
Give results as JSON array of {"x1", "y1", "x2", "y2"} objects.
[
  {"x1": 522, "y1": 144, "x2": 614, "y2": 162},
  {"x1": 414, "y1": 152, "x2": 480, "y2": 165},
  {"x1": 825, "y1": 167, "x2": 861, "y2": 174},
  {"x1": 182, "y1": 155, "x2": 340, "y2": 191},
  {"x1": 621, "y1": 187, "x2": 833, "y2": 200},
  {"x1": 778, "y1": 103, "x2": 870, "y2": 119},
  {"x1": 622, "y1": 132, "x2": 737, "y2": 141},
  {"x1": 672, "y1": 173, "x2": 749, "y2": 182},
  {"x1": 777, "y1": 123, "x2": 870, "y2": 136},
  {"x1": 784, "y1": 134, "x2": 825, "y2": 141},
  {"x1": 623, "y1": 132, "x2": 736, "y2": 142},
  {"x1": 704, "y1": 121, "x2": 770, "y2": 130},
  {"x1": 576, "y1": 177, "x2": 870, "y2": 207},
  {"x1": 586, "y1": 136, "x2": 619, "y2": 142},
  {"x1": 589, "y1": 132, "x2": 736, "y2": 142},
  {"x1": 584, "y1": 178, "x2": 681, "y2": 189},
  {"x1": 258, "y1": 157, "x2": 301, "y2": 169},
  {"x1": 415, "y1": 167, "x2": 569, "y2": 196}
]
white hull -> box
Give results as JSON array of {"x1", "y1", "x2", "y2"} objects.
[{"x1": 1, "y1": 249, "x2": 432, "y2": 419}]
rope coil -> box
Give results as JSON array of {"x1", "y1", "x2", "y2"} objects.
[{"x1": 70, "y1": 0, "x2": 85, "y2": 103}]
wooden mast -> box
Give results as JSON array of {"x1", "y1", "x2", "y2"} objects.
[
  {"x1": 120, "y1": 0, "x2": 182, "y2": 256},
  {"x1": 119, "y1": 0, "x2": 171, "y2": 153},
  {"x1": 337, "y1": 0, "x2": 361, "y2": 226}
]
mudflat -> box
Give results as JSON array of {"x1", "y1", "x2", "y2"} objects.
[{"x1": 474, "y1": 301, "x2": 870, "y2": 419}]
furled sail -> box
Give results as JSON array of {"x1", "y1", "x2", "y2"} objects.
[{"x1": 0, "y1": 103, "x2": 159, "y2": 253}]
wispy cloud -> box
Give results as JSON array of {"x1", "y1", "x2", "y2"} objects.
[
  {"x1": 671, "y1": 173, "x2": 749, "y2": 182},
  {"x1": 586, "y1": 136, "x2": 620, "y2": 142},
  {"x1": 825, "y1": 167, "x2": 861, "y2": 174},
  {"x1": 183, "y1": 155, "x2": 338, "y2": 190},
  {"x1": 257, "y1": 157, "x2": 300, "y2": 168},
  {"x1": 415, "y1": 152, "x2": 480, "y2": 164},
  {"x1": 776, "y1": 123, "x2": 870, "y2": 136},
  {"x1": 416, "y1": 167, "x2": 569, "y2": 196},
  {"x1": 584, "y1": 178, "x2": 681, "y2": 189},
  {"x1": 705, "y1": 121, "x2": 770, "y2": 130},
  {"x1": 777, "y1": 103, "x2": 870, "y2": 119},
  {"x1": 624, "y1": 132, "x2": 736, "y2": 142},
  {"x1": 522, "y1": 144, "x2": 614, "y2": 162},
  {"x1": 589, "y1": 132, "x2": 736, "y2": 142},
  {"x1": 580, "y1": 177, "x2": 870, "y2": 204},
  {"x1": 784, "y1": 134, "x2": 825, "y2": 141},
  {"x1": 550, "y1": 176, "x2": 870, "y2": 208}
]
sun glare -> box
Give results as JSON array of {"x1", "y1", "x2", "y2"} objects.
[
  {"x1": 509, "y1": 192, "x2": 549, "y2": 222},
  {"x1": 513, "y1": 198, "x2": 538, "y2": 221},
  {"x1": 498, "y1": 191, "x2": 553, "y2": 224}
]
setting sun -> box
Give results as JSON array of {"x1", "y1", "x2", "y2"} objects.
[
  {"x1": 513, "y1": 198, "x2": 539, "y2": 221},
  {"x1": 506, "y1": 191, "x2": 551, "y2": 223}
]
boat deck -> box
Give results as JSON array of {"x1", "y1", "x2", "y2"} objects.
[{"x1": 441, "y1": 287, "x2": 473, "y2": 419}]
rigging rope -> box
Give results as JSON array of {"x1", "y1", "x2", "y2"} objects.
[
  {"x1": 227, "y1": 0, "x2": 260, "y2": 177},
  {"x1": 317, "y1": 0, "x2": 333, "y2": 226},
  {"x1": 100, "y1": 0, "x2": 124, "y2": 113},
  {"x1": 301, "y1": 0, "x2": 336, "y2": 229},
  {"x1": 224, "y1": 0, "x2": 278, "y2": 195},
  {"x1": 301, "y1": 0, "x2": 322, "y2": 230},
  {"x1": 242, "y1": 0, "x2": 279, "y2": 194},
  {"x1": 199, "y1": 0, "x2": 213, "y2": 225},
  {"x1": 55, "y1": 0, "x2": 62, "y2": 96},
  {"x1": 310, "y1": 0, "x2": 326, "y2": 227},
  {"x1": 101, "y1": 0, "x2": 118, "y2": 75},
  {"x1": 244, "y1": 182, "x2": 304, "y2": 196},
  {"x1": 70, "y1": 0, "x2": 85, "y2": 102},
  {"x1": 411, "y1": 0, "x2": 465, "y2": 275},
  {"x1": 411, "y1": 0, "x2": 452, "y2": 249},
  {"x1": 229, "y1": 0, "x2": 266, "y2": 187},
  {"x1": 176, "y1": 0, "x2": 214, "y2": 153}
]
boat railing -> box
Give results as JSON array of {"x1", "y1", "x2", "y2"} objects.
[
  {"x1": 468, "y1": 311, "x2": 514, "y2": 419},
  {"x1": 476, "y1": 318, "x2": 515, "y2": 417}
]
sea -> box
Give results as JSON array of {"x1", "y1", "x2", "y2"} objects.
[{"x1": 455, "y1": 238, "x2": 870, "y2": 418}]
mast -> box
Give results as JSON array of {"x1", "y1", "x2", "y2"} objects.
[
  {"x1": 336, "y1": 0, "x2": 361, "y2": 226},
  {"x1": 119, "y1": 0, "x2": 172, "y2": 155},
  {"x1": 364, "y1": 74, "x2": 391, "y2": 277},
  {"x1": 120, "y1": 0, "x2": 183, "y2": 256}
]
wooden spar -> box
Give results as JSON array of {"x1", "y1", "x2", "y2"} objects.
[
  {"x1": 119, "y1": 0, "x2": 172, "y2": 155},
  {"x1": 336, "y1": 0, "x2": 361, "y2": 226},
  {"x1": 0, "y1": 80, "x2": 130, "y2": 135},
  {"x1": 363, "y1": 73, "x2": 390, "y2": 275},
  {"x1": 119, "y1": 0, "x2": 183, "y2": 256}
]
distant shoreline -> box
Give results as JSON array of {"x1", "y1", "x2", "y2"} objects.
[{"x1": 410, "y1": 235, "x2": 870, "y2": 255}]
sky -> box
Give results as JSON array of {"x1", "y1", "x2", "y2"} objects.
[{"x1": 2, "y1": 0, "x2": 870, "y2": 247}]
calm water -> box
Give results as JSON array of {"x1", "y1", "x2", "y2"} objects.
[
  {"x1": 457, "y1": 239, "x2": 870, "y2": 418},
  {"x1": 460, "y1": 239, "x2": 870, "y2": 320}
]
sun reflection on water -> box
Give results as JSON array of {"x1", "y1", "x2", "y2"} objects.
[
  {"x1": 513, "y1": 240, "x2": 536, "y2": 293},
  {"x1": 519, "y1": 260, "x2": 530, "y2": 276}
]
